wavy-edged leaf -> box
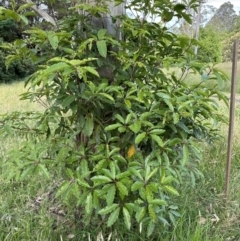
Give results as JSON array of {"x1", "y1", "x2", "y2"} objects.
[
  {"x1": 136, "y1": 207, "x2": 146, "y2": 223},
  {"x1": 116, "y1": 182, "x2": 128, "y2": 196},
  {"x1": 97, "y1": 29, "x2": 107, "y2": 39},
  {"x1": 131, "y1": 181, "x2": 144, "y2": 191},
  {"x1": 135, "y1": 132, "x2": 146, "y2": 144},
  {"x1": 107, "y1": 207, "x2": 120, "y2": 227},
  {"x1": 147, "y1": 220, "x2": 155, "y2": 237},
  {"x1": 97, "y1": 40, "x2": 107, "y2": 58},
  {"x1": 107, "y1": 185, "x2": 116, "y2": 206},
  {"x1": 99, "y1": 203, "x2": 119, "y2": 215},
  {"x1": 85, "y1": 193, "x2": 93, "y2": 214},
  {"x1": 105, "y1": 123, "x2": 122, "y2": 131},
  {"x1": 91, "y1": 175, "x2": 112, "y2": 183},
  {"x1": 150, "y1": 134, "x2": 163, "y2": 147},
  {"x1": 56, "y1": 181, "x2": 70, "y2": 198},
  {"x1": 163, "y1": 185, "x2": 179, "y2": 196},
  {"x1": 123, "y1": 207, "x2": 131, "y2": 230},
  {"x1": 62, "y1": 95, "x2": 75, "y2": 108},
  {"x1": 83, "y1": 115, "x2": 94, "y2": 137},
  {"x1": 129, "y1": 120, "x2": 141, "y2": 133}
]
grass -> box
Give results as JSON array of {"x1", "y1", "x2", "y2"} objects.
[{"x1": 1, "y1": 65, "x2": 240, "y2": 240}]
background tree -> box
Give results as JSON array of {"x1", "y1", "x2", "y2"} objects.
[
  {"x1": 207, "y1": 1, "x2": 237, "y2": 33},
  {"x1": 197, "y1": 26, "x2": 222, "y2": 63}
]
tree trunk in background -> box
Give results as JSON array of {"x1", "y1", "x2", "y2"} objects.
[
  {"x1": 194, "y1": 3, "x2": 201, "y2": 55},
  {"x1": 77, "y1": 0, "x2": 126, "y2": 40}
]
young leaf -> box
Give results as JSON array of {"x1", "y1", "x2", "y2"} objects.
[
  {"x1": 147, "y1": 221, "x2": 155, "y2": 237},
  {"x1": 162, "y1": 185, "x2": 179, "y2": 196},
  {"x1": 136, "y1": 207, "x2": 146, "y2": 223},
  {"x1": 107, "y1": 185, "x2": 116, "y2": 206},
  {"x1": 123, "y1": 207, "x2": 131, "y2": 230},
  {"x1": 62, "y1": 95, "x2": 75, "y2": 108},
  {"x1": 97, "y1": 29, "x2": 107, "y2": 39},
  {"x1": 56, "y1": 181, "x2": 71, "y2": 198},
  {"x1": 99, "y1": 203, "x2": 119, "y2": 215},
  {"x1": 131, "y1": 181, "x2": 144, "y2": 191},
  {"x1": 148, "y1": 204, "x2": 156, "y2": 222},
  {"x1": 105, "y1": 123, "x2": 122, "y2": 131},
  {"x1": 150, "y1": 134, "x2": 163, "y2": 147},
  {"x1": 116, "y1": 182, "x2": 128, "y2": 196},
  {"x1": 129, "y1": 120, "x2": 141, "y2": 133},
  {"x1": 47, "y1": 32, "x2": 59, "y2": 50},
  {"x1": 107, "y1": 207, "x2": 120, "y2": 227},
  {"x1": 135, "y1": 132, "x2": 146, "y2": 144},
  {"x1": 85, "y1": 193, "x2": 93, "y2": 214},
  {"x1": 91, "y1": 175, "x2": 112, "y2": 183},
  {"x1": 83, "y1": 115, "x2": 94, "y2": 137},
  {"x1": 39, "y1": 164, "x2": 50, "y2": 179},
  {"x1": 97, "y1": 40, "x2": 107, "y2": 58}
]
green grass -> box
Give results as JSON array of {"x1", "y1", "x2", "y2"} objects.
[{"x1": 1, "y1": 75, "x2": 240, "y2": 240}]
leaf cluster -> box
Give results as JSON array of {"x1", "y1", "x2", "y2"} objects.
[{"x1": 0, "y1": 0, "x2": 228, "y2": 237}]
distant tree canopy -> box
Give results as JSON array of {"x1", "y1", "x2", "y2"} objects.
[
  {"x1": 207, "y1": 1, "x2": 237, "y2": 33},
  {"x1": 0, "y1": 16, "x2": 35, "y2": 83},
  {"x1": 0, "y1": 19, "x2": 22, "y2": 42},
  {"x1": 197, "y1": 26, "x2": 222, "y2": 63}
]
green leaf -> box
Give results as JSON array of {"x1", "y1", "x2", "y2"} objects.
[
  {"x1": 123, "y1": 207, "x2": 131, "y2": 230},
  {"x1": 107, "y1": 207, "x2": 120, "y2": 227},
  {"x1": 131, "y1": 181, "x2": 144, "y2": 191},
  {"x1": 136, "y1": 207, "x2": 146, "y2": 223},
  {"x1": 99, "y1": 203, "x2": 119, "y2": 215},
  {"x1": 62, "y1": 95, "x2": 75, "y2": 108},
  {"x1": 44, "y1": 63, "x2": 70, "y2": 76},
  {"x1": 47, "y1": 32, "x2": 59, "y2": 50},
  {"x1": 99, "y1": 93, "x2": 115, "y2": 102},
  {"x1": 116, "y1": 182, "x2": 128, "y2": 196},
  {"x1": 115, "y1": 114, "x2": 125, "y2": 124},
  {"x1": 135, "y1": 132, "x2": 146, "y2": 144},
  {"x1": 107, "y1": 185, "x2": 116, "y2": 206},
  {"x1": 91, "y1": 175, "x2": 112, "y2": 183},
  {"x1": 163, "y1": 185, "x2": 179, "y2": 196},
  {"x1": 85, "y1": 193, "x2": 93, "y2": 214},
  {"x1": 150, "y1": 134, "x2": 163, "y2": 147},
  {"x1": 20, "y1": 166, "x2": 34, "y2": 180},
  {"x1": 19, "y1": 15, "x2": 28, "y2": 25},
  {"x1": 82, "y1": 66, "x2": 99, "y2": 77},
  {"x1": 149, "y1": 129, "x2": 165, "y2": 135},
  {"x1": 97, "y1": 29, "x2": 107, "y2": 39},
  {"x1": 105, "y1": 123, "x2": 122, "y2": 131},
  {"x1": 17, "y1": 3, "x2": 35, "y2": 13},
  {"x1": 77, "y1": 179, "x2": 91, "y2": 188},
  {"x1": 161, "y1": 175, "x2": 174, "y2": 185},
  {"x1": 39, "y1": 164, "x2": 50, "y2": 179},
  {"x1": 147, "y1": 221, "x2": 155, "y2": 237},
  {"x1": 129, "y1": 120, "x2": 141, "y2": 133},
  {"x1": 148, "y1": 204, "x2": 156, "y2": 222},
  {"x1": 182, "y1": 145, "x2": 189, "y2": 166},
  {"x1": 56, "y1": 181, "x2": 71, "y2": 198},
  {"x1": 97, "y1": 40, "x2": 107, "y2": 58},
  {"x1": 83, "y1": 115, "x2": 94, "y2": 137},
  {"x1": 146, "y1": 168, "x2": 158, "y2": 182},
  {"x1": 124, "y1": 99, "x2": 131, "y2": 108},
  {"x1": 156, "y1": 92, "x2": 171, "y2": 99}
]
